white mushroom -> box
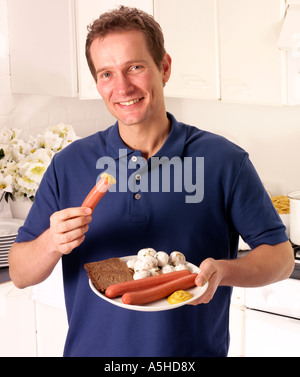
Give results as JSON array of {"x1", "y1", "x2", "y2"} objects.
[
  {"x1": 169, "y1": 251, "x2": 186, "y2": 266},
  {"x1": 126, "y1": 259, "x2": 136, "y2": 270},
  {"x1": 155, "y1": 251, "x2": 169, "y2": 267},
  {"x1": 133, "y1": 270, "x2": 151, "y2": 280},
  {"x1": 149, "y1": 267, "x2": 162, "y2": 276},
  {"x1": 175, "y1": 263, "x2": 189, "y2": 271},
  {"x1": 134, "y1": 255, "x2": 158, "y2": 271},
  {"x1": 137, "y1": 248, "x2": 157, "y2": 259},
  {"x1": 161, "y1": 264, "x2": 176, "y2": 274}
]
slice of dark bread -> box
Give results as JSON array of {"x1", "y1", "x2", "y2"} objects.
[{"x1": 84, "y1": 257, "x2": 134, "y2": 292}]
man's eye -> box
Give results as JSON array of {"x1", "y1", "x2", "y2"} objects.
[
  {"x1": 130, "y1": 65, "x2": 143, "y2": 72},
  {"x1": 102, "y1": 72, "x2": 110, "y2": 78}
]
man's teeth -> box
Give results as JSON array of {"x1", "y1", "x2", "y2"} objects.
[{"x1": 119, "y1": 98, "x2": 141, "y2": 106}]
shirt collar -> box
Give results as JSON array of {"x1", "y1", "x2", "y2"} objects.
[{"x1": 106, "y1": 112, "x2": 187, "y2": 160}]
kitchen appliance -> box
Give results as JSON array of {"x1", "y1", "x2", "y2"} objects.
[
  {"x1": 288, "y1": 191, "x2": 300, "y2": 245},
  {"x1": 244, "y1": 243, "x2": 300, "y2": 356}
]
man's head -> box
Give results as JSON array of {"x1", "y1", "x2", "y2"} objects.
[
  {"x1": 85, "y1": 6, "x2": 171, "y2": 129},
  {"x1": 86, "y1": 6, "x2": 166, "y2": 82}
]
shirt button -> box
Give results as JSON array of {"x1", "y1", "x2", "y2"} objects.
[
  {"x1": 131, "y1": 156, "x2": 138, "y2": 163},
  {"x1": 135, "y1": 193, "x2": 142, "y2": 200},
  {"x1": 135, "y1": 174, "x2": 141, "y2": 181}
]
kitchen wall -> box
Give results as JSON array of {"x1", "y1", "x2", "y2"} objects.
[{"x1": 1, "y1": 0, "x2": 300, "y2": 196}]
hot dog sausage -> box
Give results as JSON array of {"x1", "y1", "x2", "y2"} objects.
[
  {"x1": 105, "y1": 269, "x2": 191, "y2": 298},
  {"x1": 81, "y1": 173, "x2": 116, "y2": 212},
  {"x1": 122, "y1": 273, "x2": 198, "y2": 305}
]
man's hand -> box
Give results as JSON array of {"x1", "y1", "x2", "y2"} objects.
[
  {"x1": 188, "y1": 241, "x2": 294, "y2": 306},
  {"x1": 189, "y1": 258, "x2": 223, "y2": 305},
  {"x1": 49, "y1": 207, "x2": 92, "y2": 255}
]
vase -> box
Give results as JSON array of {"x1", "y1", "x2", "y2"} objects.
[
  {"x1": 10, "y1": 198, "x2": 33, "y2": 220},
  {"x1": 0, "y1": 199, "x2": 13, "y2": 219}
]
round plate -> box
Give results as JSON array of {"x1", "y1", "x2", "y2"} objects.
[
  {"x1": 89, "y1": 256, "x2": 208, "y2": 312},
  {"x1": 0, "y1": 219, "x2": 24, "y2": 237}
]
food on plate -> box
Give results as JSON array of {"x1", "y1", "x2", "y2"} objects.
[
  {"x1": 161, "y1": 264, "x2": 176, "y2": 274},
  {"x1": 105, "y1": 269, "x2": 191, "y2": 299},
  {"x1": 122, "y1": 273, "x2": 198, "y2": 306},
  {"x1": 137, "y1": 248, "x2": 156, "y2": 258},
  {"x1": 167, "y1": 290, "x2": 194, "y2": 305},
  {"x1": 271, "y1": 195, "x2": 290, "y2": 214},
  {"x1": 84, "y1": 257, "x2": 133, "y2": 292},
  {"x1": 155, "y1": 251, "x2": 169, "y2": 267},
  {"x1": 81, "y1": 172, "x2": 116, "y2": 212},
  {"x1": 126, "y1": 248, "x2": 191, "y2": 279},
  {"x1": 134, "y1": 255, "x2": 158, "y2": 272},
  {"x1": 169, "y1": 251, "x2": 186, "y2": 265},
  {"x1": 133, "y1": 269, "x2": 151, "y2": 280}
]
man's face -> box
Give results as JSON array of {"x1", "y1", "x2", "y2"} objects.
[{"x1": 90, "y1": 30, "x2": 171, "y2": 128}]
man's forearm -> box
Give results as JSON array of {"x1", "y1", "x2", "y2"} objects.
[
  {"x1": 9, "y1": 207, "x2": 92, "y2": 289},
  {"x1": 9, "y1": 229, "x2": 62, "y2": 289},
  {"x1": 219, "y1": 241, "x2": 294, "y2": 288}
]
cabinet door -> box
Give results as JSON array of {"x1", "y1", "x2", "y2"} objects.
[
  {"x1": 76, "y1": 0, "x2": 153, "y2": 99},
  {"x1": 0, "y1": 283, "x2": 36, "y2": 357},
  {"x1": 8, "y1": 0, "x2": 77, "y2": 97},
  {"x1": 154, "y1": 0, "x2": 220, "y2": 100},
  {"x1": 219, "y1": 0, "x2": 286, "y2": 105},
  {"x1": 245, "y1": 309, "x2": 300, "y2": 357}
]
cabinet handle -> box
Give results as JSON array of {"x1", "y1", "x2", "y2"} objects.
[
  {"x1": 181, "y1": 75, "x2": 210, "y2": 89},
  {"x1": 222, "y1": 80, "x2": 251, "y2": 94}
]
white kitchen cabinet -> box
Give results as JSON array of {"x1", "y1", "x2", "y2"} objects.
[
  {"x1": 245, "y1": 309, "x2": 300, "y2": 356},
  {"x1": 8, "y1": 0, "x2": 78, "y2": 97},
  {"x1": 35, "y1": 302, "x2": 68, "y2": 357},
  {"x1": 76, "y1": 0, "x2": 153, "y2": 99},
  {"x1": 8, "y1": 0, "x2": 153, "y2": 99},
  {"x1": 228, "y1": 287, "x2": 246, "y2": 357},
  {"x1": 218, "y1": 0, "x2": 286, "y2": 105},
  {"x1": 154, "y1": 0, "x2": 220, "y2": 100},
  {"x1": 8, "y1": 0, "x2": 294, "y2": 105},
  {"x1": 0, "y1": 282, "x2": 36, "y2": 357}
]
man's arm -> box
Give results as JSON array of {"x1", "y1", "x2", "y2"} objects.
[
  {"x1": 191, "y1": 240, "x2": 294, "y2": 305},
  {"x1": 9, "y1": 207, "x2": 92, "y2": 289}
]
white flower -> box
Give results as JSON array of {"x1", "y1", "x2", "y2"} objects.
[
  {"x1": 0, "y1": 124, "x2": 79, "y2": 202},
  {"x1": 0, "y1": 173, "x2": 13, "y2": 194},
  {"x1": 0, "y1": 127, "x2": 22, "y2": 144},
  {"x1": 15, "y1": 149, "x2": 51, "y2": 198}
]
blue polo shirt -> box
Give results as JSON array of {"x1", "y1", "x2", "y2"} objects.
[{"x1": 16, "y1": 113, "x2": 287, "y2": 357}]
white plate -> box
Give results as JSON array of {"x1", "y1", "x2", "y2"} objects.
[
  {"x1": 89, "y1": 256, "x2": 208, "y2": 312},
  {"x1": 0, "y1": 241, "x2": 14, "y2": 248},
  {"x1": 0, "y1": 219, "x2": 24, "y2": 237}
]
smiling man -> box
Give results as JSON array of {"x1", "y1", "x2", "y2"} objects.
[
  {"x1": 9, "y1": 6, "x2": 294, "y2": 357},
  {"x1": 89, "y1": 27, "x2": 172, "y2": 160}
]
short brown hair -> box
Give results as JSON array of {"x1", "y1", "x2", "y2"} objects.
[{"x1": 85, "y1": 6, "x2": 166, "y2": 81}]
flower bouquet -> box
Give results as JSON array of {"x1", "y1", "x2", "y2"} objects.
[{"x1": 0, "y1": 124, "x2": 79, "y2": 203}]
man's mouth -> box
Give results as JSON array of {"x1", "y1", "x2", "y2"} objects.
[{"x1": 118, "y1": 98, "x2": 143, "y2": 106}]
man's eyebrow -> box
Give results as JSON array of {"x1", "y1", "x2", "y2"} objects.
[{"x1": 95, "y1": 60, "x2": 149, "y2": 75}]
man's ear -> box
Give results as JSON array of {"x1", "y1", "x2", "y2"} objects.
[{"x1": 161, "y1": 53, "x2": 172, "y2": 86}]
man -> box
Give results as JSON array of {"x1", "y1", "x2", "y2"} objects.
[{"x1": 9, "y1": 6, "x2": 294, "y2": 356}]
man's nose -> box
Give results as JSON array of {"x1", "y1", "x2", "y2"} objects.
[{"x1": 115, "y1": 73, "x2": 134, "y2": 96}]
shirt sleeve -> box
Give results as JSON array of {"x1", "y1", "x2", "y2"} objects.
[
  {"x1": 228, "y1": 154, "x2": 288, "y2": 250},
  {"x1": 15, "y1": 155, "x2": 60, "y2": 243}
]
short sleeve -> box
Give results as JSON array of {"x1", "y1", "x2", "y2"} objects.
[{"x1": 229, "y1": 155, "x2": 288, "y2": 249}]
